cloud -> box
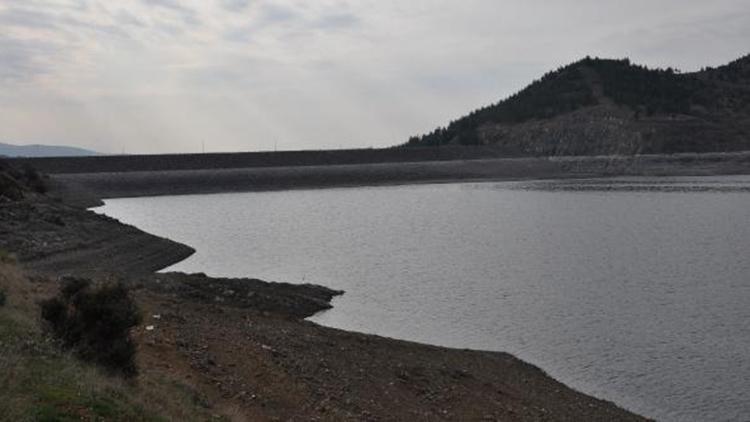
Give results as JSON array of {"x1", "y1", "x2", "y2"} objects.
[
  {"x1": 220, "y1": 0, "x2": 252, "y2": 13},
  {"x1": 222, "y1": 3, "x2": 361, "y2": 44},
  {"x1": 141, "y1": 0, "x2": 200, "y2": 26},
  {"x1": 259, "y1": 3, "x2": 297, "y2": 23},
  {"x1": 0, "y1": 36, "x2": 57, "y2": 82},
  {"x1": 142, "y1": 0, "x2": 192, "y2": 14},
  {"x1": 0, "y1": 0, "x2": 748, "y2": 153},
  {"x1": 314, "y1": 12, "x2": 359, "y2": 30},
  {"x1": 0, "y1": 7, "x2": 61, "y2": 30},
  {"x1": 114, "y1": 9, "x2": 146, "y2": 27}
]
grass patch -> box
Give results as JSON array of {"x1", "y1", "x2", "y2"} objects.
[
  {"x1": 0, "y1": 304, "x2": 153, "y2": 421},
  {"x1": 0, "y1": 263, "x2": 223, "y2": 421},
  {"x1": 0, "y1": 351, "x2": 165, "y2": 421}
]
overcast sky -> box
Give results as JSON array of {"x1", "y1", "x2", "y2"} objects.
[{"x1": 1, "y1": 0, "x2": 748, "y2": 154}]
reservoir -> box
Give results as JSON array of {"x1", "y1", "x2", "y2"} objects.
[{"x1": 97, "y1": 176, "x2": 750, "y2": 422}]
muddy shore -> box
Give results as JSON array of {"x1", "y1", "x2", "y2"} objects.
[{"x1": 0, "y1": 166, "x2": 654, "y2": 419}]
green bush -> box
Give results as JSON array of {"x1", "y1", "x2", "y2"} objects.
[{"x1": 40, "y1": 277, "x2": 142, "y2": 377}]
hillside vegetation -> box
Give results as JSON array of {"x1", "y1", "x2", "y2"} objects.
[{"x1": 406, "y1": 55, "x2": 750, "y2": 155}]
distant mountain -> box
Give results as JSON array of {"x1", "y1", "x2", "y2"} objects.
[
  {"x1": 0, "y1": 142, "x2": 99, "y2": 158},
  {"x1": 405, "y1": 54, "x2": 750, "y2": 155}
]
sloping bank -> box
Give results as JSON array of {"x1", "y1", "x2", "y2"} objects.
[
  {"x1": 17, "y1": 150, "x2": 750, "y2": 204},
  {"x1": 0, "y1": 170, "x2": 651, "y2": 419}
]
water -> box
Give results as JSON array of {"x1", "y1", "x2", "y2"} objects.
[{"x1": 96, "y1": 176, "x2": 750, "y2": 422}]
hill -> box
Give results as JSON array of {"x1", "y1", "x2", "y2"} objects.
[
  {"x1": 0, "y1": 142, "x2": 99, "y2": 158},
  {"x1": 405, "y1": 55, "x2": 750, "y2": 155}
]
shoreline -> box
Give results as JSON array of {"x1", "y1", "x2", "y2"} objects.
[
  {"x1": 0, "y1": 158, "x2": 672, "y2": 420},
  {"x1": 5, "y1": 151, "x2": 747, "y2": 419},
  {"x1": 0, "y1": 199, "x2": 650, "y2": 420}
]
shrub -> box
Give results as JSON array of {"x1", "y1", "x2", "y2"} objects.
[
  {"x1": 0, "y1": 289, "x2": 6, "y2": 307},
  {"x1": 22, "y1": 164, "x2": 47, "y2": 194},
  {"x1": 40, "y1": 277, "x2": 142, "y2": 377},
  {"x1": 0, "y1": 171, "x2": 24, "y2": 201}
]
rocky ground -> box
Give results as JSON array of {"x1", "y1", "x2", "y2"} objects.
[
  {"x1": 0, "y1": 198, "x2": 194, "y2": 276},
  {"x1": 131, "y1": 287, "x2": 648, "y2": 421}
]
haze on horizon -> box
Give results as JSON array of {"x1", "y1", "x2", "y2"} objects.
[{"x1": 1, "y1": 0, "x2": 748, "y2": 155}]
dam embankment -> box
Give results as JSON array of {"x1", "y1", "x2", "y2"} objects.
[{"x1": 11, "y1": 149, "x2": 750, "y2": 201}]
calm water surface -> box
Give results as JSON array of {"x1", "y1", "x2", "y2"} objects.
[{"x1": 97, "y1": 176, "x2": 750, "y2": 422}]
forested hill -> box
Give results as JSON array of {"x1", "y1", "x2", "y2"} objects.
[{"x1": 405, "y1": 55, "x2": 750, "y2": 155}]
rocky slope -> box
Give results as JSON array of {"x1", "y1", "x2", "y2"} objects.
[
  {"x1": 0, "y1": 195, "x2": 195, "y2": 277},
  {"x1": 407, "y1": 55, "x2": 750, "y2": 155},
  {"x1": 0, "y1": 159, "x2": 192, "y2": 275}
]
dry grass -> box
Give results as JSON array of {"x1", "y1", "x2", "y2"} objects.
[{"x1": 0, "y1": 262, "x2": 224, "y2": 421}]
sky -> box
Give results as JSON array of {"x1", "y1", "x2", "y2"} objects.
[{"x1": 0, "y1": 0, "x2": 748, "y2": 154}]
